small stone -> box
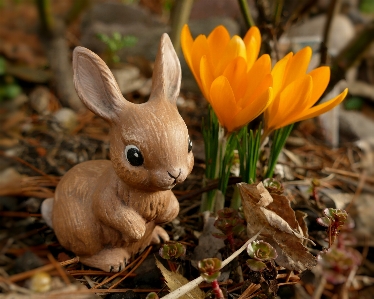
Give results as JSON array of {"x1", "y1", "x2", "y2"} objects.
[
  {"x1": 29, "y1": 272, "x2": 52, "y2": 293},
  {"x1": 52, "y1": 108, "x2": 78, "y2": 133},
  {"x1": 29, "y1": 86, "x2": 51, "y2": 115}
]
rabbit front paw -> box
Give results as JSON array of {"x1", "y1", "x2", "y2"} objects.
[{"x1": 150, "y1": 225, "x2": 170, "y2": 244}]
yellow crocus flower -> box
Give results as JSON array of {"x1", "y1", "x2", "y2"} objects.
[
  {"x1": 181, "y1": 25, "x2": 273, "y2": 133},
  {"x1": 264, "y1": 46, "x2": 348, "y2": 135}
]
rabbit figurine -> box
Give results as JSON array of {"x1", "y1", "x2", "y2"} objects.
[{"x1": 41, "y1": 33, "x2": 194, "y2": 272}]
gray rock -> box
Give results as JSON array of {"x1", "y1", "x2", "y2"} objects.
[
  {"x1": 351, "y1": 193, "x2": 374, "y2": 244},
  {"x1": 339, "y1": 109, "x2": 374, "y2": 141},
  {"x1": 111, "y1": 66, "x2": 147, "y2": 95},
  {"x1": 282, "y1": 14, "x2": 355, "y2": 56}
]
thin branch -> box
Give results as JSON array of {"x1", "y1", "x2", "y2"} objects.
[{"x1": 320, "y1": 0, "x2": 341, "y2": 65}]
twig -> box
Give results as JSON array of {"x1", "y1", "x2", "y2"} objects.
[
  {"x1": 8, "y1": 257, "x2": 78, "y2": 283},
  {"x1": 320, "y1": 0, "x2": 341, "y2": 65},
  {"x1": 47, "y1": 253, "x2": 70, "y2": 285},
  {"x1": 312, "y1": 275, "x2": 327, "y2": 299},
  {"x1": 324, "y1": 167, "x2": 374, "y2": 184}
]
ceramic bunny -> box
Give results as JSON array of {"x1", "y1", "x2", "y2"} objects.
[{"x1": 41, "y1": 34, "x2": 194, "y2": 272}]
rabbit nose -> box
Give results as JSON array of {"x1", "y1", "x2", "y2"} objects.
[{"x1": 167, "y1": 169, "x2": 181, "y2": 184}]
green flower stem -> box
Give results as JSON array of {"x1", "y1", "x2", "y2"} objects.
[
  {"x1": 201, "y1": 107, "x2": 220, "y2": 212},
  {"x1": 238, "y1": 0, "x2": 255, "y2": 29},
  {"x1": 218, "y1": 133, "x2": 237, "y2": 195},
  {"x1": 265, "y1": 124, "x2": 294, "y2": 178},
  {"x1": 237, "y1": 124, "x2": 262, "y2": 184}
]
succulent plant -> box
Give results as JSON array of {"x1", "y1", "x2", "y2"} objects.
[
  {"x1": 317, "y1": 208, "x2": 348, "y2": 247},
  {"x1": 146, "y1": 292, "x2": 159, "y2": 299},
  {"x1": 159, "y1": 242, "x2": 186, "y2": 260},
  {"x1": 213, "y1": 208, "x2": 246, "y2": 250},
  {"x1": 198, "y1": 258, "x2": 222, "y2": 283},
  {"x1": 263, "y1": 178, "x2": 284, "y2": 194},
  {"x1": 319, "y1": 246, "x2": 361, "y2": 285},
  {"x1": 246, "y1": 240, "x2": 277, "y2": 272}
]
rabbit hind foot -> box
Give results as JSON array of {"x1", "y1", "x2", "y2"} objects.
[
  {"x1": 79, "y1": 247, "x2": 130, "y2": 272},
  {"x1": 41, "y1": 198, "x2": 54, "y2": 228}
]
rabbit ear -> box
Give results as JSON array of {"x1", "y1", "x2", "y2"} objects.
[
  {"x1": 149, "y1": 33, "x2": 181, "y2": 104},
  {"x1": 73, "y1": 47, "x2": 126, "y2": 122}
]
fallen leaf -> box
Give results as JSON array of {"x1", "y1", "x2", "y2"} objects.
[
  {"x1": 155, "y1": 259, "x2": 205, "y2": 299},
  {"x1": 238, "y1": 182, "x2": 317, "y2": 272}
]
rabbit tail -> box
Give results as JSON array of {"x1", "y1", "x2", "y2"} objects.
[{"x1": 41, "y1": 198, "x2": 54, "y2": 228}]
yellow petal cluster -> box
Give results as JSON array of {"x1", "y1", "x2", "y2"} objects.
[
  {"x1": 181, "y1": 25, "x2": 273, "y2": 133},
  {"x1": 264, "y1": 47, "x2": 348, "y2": 135}
]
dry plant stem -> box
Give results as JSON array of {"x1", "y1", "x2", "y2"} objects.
[
  {"x1": 0, "y1": 151, "x2": 58, "y2": 184},
  {"x1": 324, "y1": 167, "x2": 374, "y2": 184},
  {"x1": 312, "y1": 275, "x2": 326, "y2": 299},
  {"x1": 7, "y1": 257, "x2": 79, "y2": 283},
  {"x1": 238, "y1": 283, "x2": 261, "y2": 299},
  {"x1": 170, "y1": 0, "x2": 193, "y2": 55},
  {"x1": 320, "y1": 0, "x2": 341, "y2": 65},
  {"x1": 47, "y1": 253, "x2": 70, "y2": 285},
  {"x1": 160, "y1": 230, "x2": 262, "y2": 299}
]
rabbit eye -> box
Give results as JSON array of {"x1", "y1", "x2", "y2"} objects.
[
  {"x1": 125, "y1": 145, "x2": 144, "y2": 166},
  {"x1": 188, "y1": 137, "x2": 192, "y2": 153}
]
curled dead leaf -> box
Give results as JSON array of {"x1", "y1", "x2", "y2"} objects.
[{"x1": 238, "y1": 182, "x2": 317, "y2": 272}]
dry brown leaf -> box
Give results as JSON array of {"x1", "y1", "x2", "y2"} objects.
[
  {"x1": 155, "y1": 259, "x2": 205, "y2": 299},
  {"x1": 238, "y1": 182, "x2": 317, "y2": 272}
]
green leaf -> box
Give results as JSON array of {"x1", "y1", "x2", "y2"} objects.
[
  {"x1": 344, "y1": 96, "x2": 364, "y2": 111},
  {"x1": 246, "y1": 259, "x2": 267, "y2": 271},
  {"x1": 0, "y1": 56, "x2": 6, "y2": 75},
  {"x1": 317, "y1": 216, "x2": 331, "y2": 227}
]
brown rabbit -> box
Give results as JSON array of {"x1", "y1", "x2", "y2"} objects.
[{"x1": 41, "y1": 34, "x2": 194, "y2": 272}]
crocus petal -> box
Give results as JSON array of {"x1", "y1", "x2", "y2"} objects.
[
  {"x1": 190, "y1": 34, "x2": 210, "y2": 86},
  {"x1": 283, "y1": 47, "x2": 312, "y2": 88},
  {"x1": 277, "y1": 75, "x2": 313, "y2": 122},
  {"x1": 240, "y1": 73, "x2": 273, "y2": 109},
  {"x1": 267, "y1": 75, "x2": 313, "y2": 130},
  {"x1": 293, "y1": 88, "x2": 348, "y2": 123},
  {"x1": 240, "y1": 54, "x2": 272, "y2": 105},
  {"x1": 243, "y1": 26, "x2": 261, "y2": 70},
  {"x1": 210, "y1": 76, "x2": 240, "y2": 131},
  {"x1": 207, "y1": 25, "x2": 231, "y2": 67},
  {"x1": 307, "y1": 66, "x2": 330, "y2": 107},
  {"x1": 271, "y1": 52, "x2": 292, "y2": 97},
  {"x1": 181, "y1": 25, "x2": 194, "y2": 71},
  {"x1": 230, "y1": 87, "x2": 273, "y2": 132},
  {"x1": 223, "y1": 56, "x2": 248, "y2": 101},
  {"x1": 215, "y1": 36, "x2": 247, "y2": 76},
  {"x1": 200, "y1": 55, "x2": 215, "y2": 102}
]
